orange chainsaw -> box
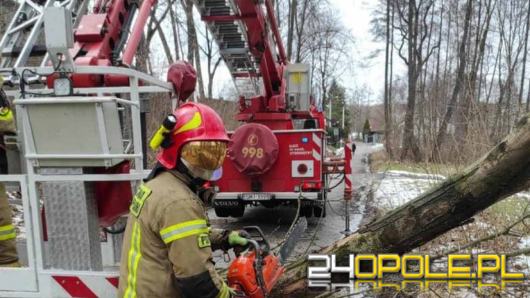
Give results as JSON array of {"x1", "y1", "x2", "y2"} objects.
[{"x1": 227, "y1": 219, "x2": 307, "y2": 298}]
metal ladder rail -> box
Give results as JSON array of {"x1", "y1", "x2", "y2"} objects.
[
  {"x1": 194, "y1": 0, "x2": 261, "y2": 98},
  {"x1": 0, "y1": 0, "x2": 86, "y2": 69},
  {"x1": 39, "y1": 0, "x2": 89, "y2": 67},
  {"x1": 226, "y1": 0, "x2": 262, "y2": 97},
  {"x1": 0, "y1": 0, "x2": 44, "y2": 68}
]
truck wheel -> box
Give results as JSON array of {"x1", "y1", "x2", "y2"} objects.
[
  {"x1": 230, "y1": 203, "x2": 245, "y2": 218},
  {"x1": 214, "y1": 206, "x2": 231, "y2": 218},
  {"x1": 313, "y1": 204, "x2": 326, "y2": 218}
]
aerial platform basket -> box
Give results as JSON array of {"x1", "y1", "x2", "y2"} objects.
[{"x1": 14, "y1": 96, "x2": 134, "y2": 167}]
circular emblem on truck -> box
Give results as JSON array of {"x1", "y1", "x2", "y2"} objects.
[
  {"x1": 229, "y1": 123, "x2": 279, "y2": 176},
  {"x1": 247, "y1": 134, "x2": 258, "y2": 146}
]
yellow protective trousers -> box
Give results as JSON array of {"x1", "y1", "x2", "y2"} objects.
[{"x1": 0, "y1": 183, "x2": 18, "y2": 265}]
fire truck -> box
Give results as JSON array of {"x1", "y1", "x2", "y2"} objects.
[
  {"x1": 0, "y1": 0, "x2": 353, "y2": 296},
  {"x1": 194, "y1": 1, "x2": 342, "y2": 218}
]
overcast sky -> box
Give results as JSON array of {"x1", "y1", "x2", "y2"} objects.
[
  {"x1": 332, "y1": 0, "x2": 386, "y2": 103},
  {"x1": 213, "y1": 0, "x2": 389, "y2": 103},
  {"x1": 150, "y1": 0, "x2": 392, "y2": 104}
]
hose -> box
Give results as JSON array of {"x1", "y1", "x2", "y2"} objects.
[
  {"x1": 271, "y1": 186, "x2": 303, "y2": 252},
  {"x1": 327, "y1": 174, "x2": 345, "y2": 191}
]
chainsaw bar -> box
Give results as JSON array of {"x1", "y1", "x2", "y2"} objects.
[{"x1": 278, "y1": 217, "x2": 307, "y2": 265}]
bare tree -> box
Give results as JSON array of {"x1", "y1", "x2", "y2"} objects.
[
  {"x1": 526, "y1": 79, "x2": 530, "y2": 112},
  {"x1": 455, "y1": 0, "x2": 495, "y2": 147},
  {"x1": 304, "y1": 5, "x2": 352, "y2": 111},
  {"x1": 518, "y1": 0, "x2": 529, "y2": 112},
  {"x1": 491, "y1": 0, "x2": 527, "y2": 141},
  {"x1": 383, "y1": 0, "x2": 394, "y2": 158},
  {"x1": 168, "y1": 0, "x2": 182, "y2": 61},
  {"x1": 432, "y1": 0, "x2": 473, "y2": 161},
  {"x1": 181, "y1": 0, "x2": 205, "y2": 100},
  {"x1": 199, "y1": 24, "x2": 223, "y2": 99},
  {"x1": 293, "y1": 0, "x2": 311, "y2": 62},
  {"x1": 393, "y1": 0, "x2": 438, "y2": 161},
  {"x1": 286, "y1": 0, "x2": 297, "y2": 61}
]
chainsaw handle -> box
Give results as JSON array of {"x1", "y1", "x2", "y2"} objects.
[
  {"x1": 241, "y1": 226, "x2": 270, "y2": 254},
  {"x1": 247, "y1": 239, "x2": 261, "y2": 254}
]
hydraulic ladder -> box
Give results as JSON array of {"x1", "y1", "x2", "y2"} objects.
[{"x1": 194, "y1": 0, "x2": 263, "y2": 98}]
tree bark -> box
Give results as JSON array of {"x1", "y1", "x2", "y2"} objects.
[
  {"x1": 456, "y1": 0, "x2": 493, "y2": 145},
  {"x1": 294, "y1": 0, "x2": 309, "y2": 63},
  {"x1": 275, "y1": 114, "x2": 530, "y2": 296},
  {"x1": 527, "y1": 77, "x2": 530, "y2": 112},
  {"x1": 182, "y1": 0, "x2": 205, "y2": 100},
  {"x1": 168, "y1": 1, "x2": 181, "y2": 60},
  {"x1": 518, "y1": 0, "x2": 529, "y2": 110},
  {"x1": 286, "y1": 0, "x2": 297, "y2": 61},
  {"x1": 400, "y1": 0, "x2": 420, "y2": 162},
  {"x1": 384, "y1": 0, "x2": 393, "y2": 159},
  {"x1": 193, "y1": 39, "x2": 206, "y2": 100},
  {"x1": 183, "y1": 0, "x2": 194, "y2": 62}
]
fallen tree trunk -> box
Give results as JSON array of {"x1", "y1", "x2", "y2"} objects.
[{"x1": 277, "y1": 114, "x2": 530, "y2": 295}]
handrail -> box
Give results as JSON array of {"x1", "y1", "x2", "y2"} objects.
[
  {"x1": 14, "y1": 96, "x2": 138, "y2": 107},
  {"x1": 0, "y1": 65, "x2": 174, "y2": 90}
]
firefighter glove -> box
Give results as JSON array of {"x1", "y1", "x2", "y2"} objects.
[{"x1": 228, "y1": 230, "x2": 250, "y2": 247}]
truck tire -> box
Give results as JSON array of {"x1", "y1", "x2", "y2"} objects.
[{"x1": 314, "y1": 193, "x2": 326, "y2": 218}]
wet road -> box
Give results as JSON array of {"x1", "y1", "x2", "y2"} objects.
[{"x1": 210, "y1": 142, "x2": 381, "y2": 267}]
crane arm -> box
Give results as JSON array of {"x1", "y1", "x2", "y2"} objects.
[{"x1": 195, "y1": 0, "x2": 288, "y2": 112}]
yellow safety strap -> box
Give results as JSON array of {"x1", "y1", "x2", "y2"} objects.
[
  {"x1": 124, "y1": 222, "x2": 142, "y2": 298},
  {"x1": 0, "y1": 108, "x2": 13, "y2": 122},
  {"x1": 217, "y1": 282, "x2": 232, "y2": 298},
  {"x1": 159, "y1": 219, "x2": 209, "y2": 244},
  {"x1": 0, "y1": 224, "x2": 16, "y2": 241}
]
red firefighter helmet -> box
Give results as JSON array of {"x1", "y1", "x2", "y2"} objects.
[{"x1": 157, "y1": 102, "x2": 230, "y2": 169}]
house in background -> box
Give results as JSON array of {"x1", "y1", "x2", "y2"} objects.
[
  {"x1": 362, "y1": 118, "x2": 384, "y2": 144},
  {"x1": 352, "y1": 102, "x2": 407, "y2": 144}
]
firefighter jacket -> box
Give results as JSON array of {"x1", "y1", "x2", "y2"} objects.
[
  {"x1": 118, "y1": 170, "x2": 231, "y2": 298},
  {"x1": 0, "y1": 183, "x2": 18, "y2": 265}
]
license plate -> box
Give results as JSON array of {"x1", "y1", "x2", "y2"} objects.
[{"x1": 241, "y1": 193, "x2": 272, "y2": 201}]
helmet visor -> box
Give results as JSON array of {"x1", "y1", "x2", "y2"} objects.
[{"x1": 180, "y1": 141, "x2": 227, "y2": 171}]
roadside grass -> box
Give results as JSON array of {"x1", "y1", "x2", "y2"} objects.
[
  {"x1": 370, "y1": 150, "x2": 530, "y2": 227},
  {"x1": 369, "y1": 150, "x2": 463, "y2": 177},
  {"x1": 488, "y1": 195, "x2": 530, "y2": 220}
]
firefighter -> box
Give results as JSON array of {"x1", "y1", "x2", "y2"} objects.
[
  {"x1": 119, "y1": 102, "x2": 248, "y2": 297},
  {"x1": 0, "y1": 76, "x2": 19, "y2": 268}
]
